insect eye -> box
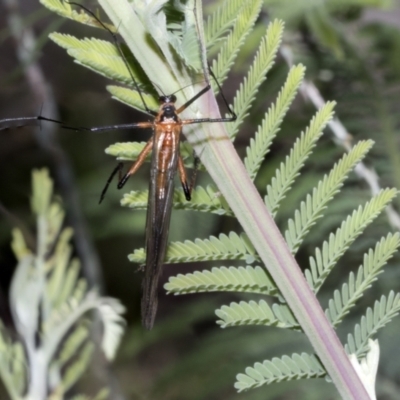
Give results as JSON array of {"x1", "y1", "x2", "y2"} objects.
[
  {"x1": 170, "y1": 95, "x2": 177, "y2": 103},
  {"x1": 159, "y1": 96, "x2": 167, "y2": 104}
]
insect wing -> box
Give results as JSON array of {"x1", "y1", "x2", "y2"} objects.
[{"x1": 141, "y1": 125, "x2": 181, "y2": 329}]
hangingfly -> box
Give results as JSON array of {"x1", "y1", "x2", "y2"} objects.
[
  {"x1": 108, "y1": 88, "x2": 236, "y2": 329},
  {"x1": 78, "y1": 80, "x2": 236, "y2": 330},
  {"x1": 1, "y1": 1, "x2": 236, "y2": 329}
]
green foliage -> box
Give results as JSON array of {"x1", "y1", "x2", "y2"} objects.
[
  {"x1": 345, "y1": 291, "x2": 400, "y2": 358},
  {"x1": 235, "y1": 353, "x2": 325, "y2": 392},
  {"x1": 284, "y1": 140, "x2": 373, "y2": 254},
  {"x1": 130, "y1": 232, "x2": 257, "y2": 265},
  {"x1": 39, "y1": 0, "x2": 400, "y2": 397},
  {"x1": 205, "y1": 0, "x2": 245, "y2": 48},
  {"x1": 326, "y1": 233, "x2": 400, "y2": 326},
  {"x1": 265, "y1": 100, "x2": 335, "y2": 218},
  {"x1": 165, "y1": 265, "x2": 277, "y2": 295},
  {"x1": 264, "y1": 0, "x2": 387, "y2": 58},
  {"x1": 0, "y1": 170, "x2": 125, "y2": 400},
  {"x1": 121, "y1": 184, "x2": 233, "y2": 215},
  {"x1": 245, "y1": 64, "x2": 305, "y2": 181},
  {"x1": 306, "y1": 191, "x2": 398, "y2": 294},
  {"x1": 40, "y1": 0, "x2": 115, "y2": 30},
  {"x1": 209, "y1": 0, "x2": 263, "y2": 88},
  {"x1": 50, "y1": 33, "x2": 149, "y2": 90},
  {"x1": 215, "y1": 300, "x2": 298, "y2": 329},
  {"x1": 226, "y1": 19, "x2": 284, "y2": 140}
]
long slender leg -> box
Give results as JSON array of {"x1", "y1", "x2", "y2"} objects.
[
  {"x1": 208, "y1": 64, "x2": 237, "y2": 121},
  {"x1": 177, "y1": 151, "x2": 201, "y2": 202},
  {"x1": 177, "y1": 68, "x2": 237, "y2": 124},
  {"x1": 194, "y1": 0, "x2": 237, "y2": 124},
  {"x1": 176, "y1": 84, "x2": 211, "y2": 114},
  {"x1": 189, "y1": 154, "x2": 201, "y2": 193},
  {"x1": 178, "y1": 156, "x2": 191, "y2": 201},
  {"x1": 99, "y1": 163, "x2": 124, "y2": 203},
  {"x1": 99, "y1": 138, "x2": 153, "y2": 202},
  {"x1": 117, "y1": 139, "x2": 153, "y2": 189},
  {"x1": 61, "y1": 121, "x2": 153, "y2": 133}
]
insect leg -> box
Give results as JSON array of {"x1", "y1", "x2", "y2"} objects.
[
  {"x1": 178, "y1": 65, "x2": 237, "y2": 125},
  {"x1": 99, "y1": 163, "x2": 124, "y2": 204},
  {"x1": 177, "y1": 156, "x2": 191, "y2": 201},
  {"x1": 117, "y1": 139, "x2": 153, "y2": 189},
  {"x1": 189, "y1": 153, "x2": 201, "y2": 192},
  {"x1": 177, "y1": 150, "x2": 201, "y2": 202}
]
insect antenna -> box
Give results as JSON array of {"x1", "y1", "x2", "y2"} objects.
[
  {"x1": 63, "y1": 1, "x2": 156, "y2": 116},
  {"x1": 0, "y1": 113, "x2": 71, "y2": 132},
  {"x1": 63, "y1": 1, "x2": 162, "y2": 202}
]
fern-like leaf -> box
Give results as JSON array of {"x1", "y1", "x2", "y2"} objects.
[
  {"x1": 0, "y1": 323, "x2": 26, "y2": 398},
  {"x1": 211, "y1": 0, "x2": 262, "y2": 88},
  {"x1": 306, "y1": 189, "x2": 398, "y2": 293},
  {"x1": 165, "y1": 266, "x2": 276, "y2": 295},
  {"x1": 216, "y1": 300, "x2": 298, "y2": 329},
  {"x1": 265, "y1": 101, "x2": 335, "y2": 217},
  {"x1": 105, "y1": 141, "x2": 194, "y2": 162},
  {"x1": 166, "y1": 5, "x2": 202, "y2": 72},
  {"x1": 326, "y1": 233, "x2": 400, "y2": 326},
  {"x1": 205, "y1": 0, "x2": 245, "y2": 47},
  {"x1": 285, "y1": 140, "x2": 374, "y2": 254},
  {"x1": 244, "y1": 64, "x2": 305, "y2": 181},
  {"x1": 50, "y1": 32, "x2": 157, "y2": 113},
  {"x1": 40, "y1": 0, "x2": 115, "y2": 30},
  {"x1": 49, "y1": 34, "x2": 146, "y2": 88},
  {"x1": 129, "y1": 232, "x2": 257, "y2": 265},
  {"x1": 121, "y1": 185, "x2": 233, "y2": 215},
  {"x1": 235, "y1": 353, "x2": 325, "y2": 392},
  {"x1": 106, "y1": 85, "x2": 158, "y2": 114},
  {"x1": 57, "y1": 323, "x2": 90, "y2": 368},
  {"x1": 47, "y1": 228, "x2": 77, "y2": 306},
  {"x1": 98, "y1": 298, "x2": 126, "y2": 360},
  {"x1": 105, "y1": 141, "x2": 149, "y2": 160},
  {"x1": 226, "y1": 19, "x2": 284, "y2": 140},
  {"x1": 42, "y1": 278, "x2": 88, "y2": 334},
  {"x1": 61, "y1": 342, "x2": 94, "y2": 392},
  {"x1": 345, "y1": 292, "x2": 400, "y2": 358},
  {"x1": 0, "y1": 170, "x2": 126, "y2": 398}
]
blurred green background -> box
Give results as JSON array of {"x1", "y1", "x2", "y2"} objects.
[{"x1": 1, "y1": 0, "x2": 400, "y2": 399}]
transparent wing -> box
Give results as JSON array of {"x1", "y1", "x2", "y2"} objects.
[{"x1": 141, "y1": 126, "x2": 181, "y2": 329}]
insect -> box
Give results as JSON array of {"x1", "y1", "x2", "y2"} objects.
[
  {"x1": 71, "y1": 2, "x2": 237, "y2": 329},
  {"x1": 2, "y1": 1, "x2": 237, "y2": 329}
]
